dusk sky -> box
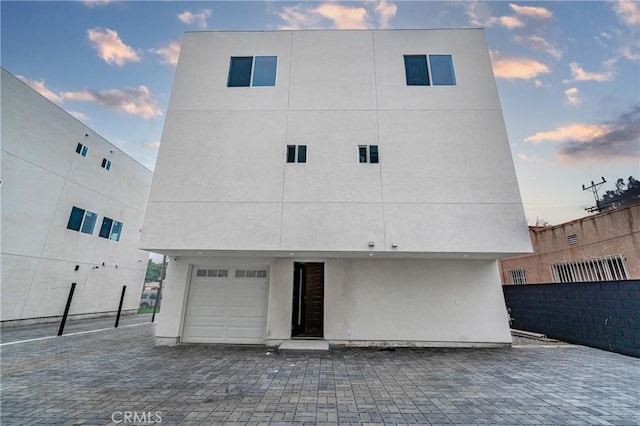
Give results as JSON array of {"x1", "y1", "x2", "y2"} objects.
[{"x1": 2, "y1": 1, "x2": 639, "y2": 225}]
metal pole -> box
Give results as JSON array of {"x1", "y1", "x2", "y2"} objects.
[
  {"x1": 152, "y1": 255, "x2": 166, "y2": 323},
  {"x1": 114, "y1": 285, "x2": 127, "y2": 328},
  {"x1": 58, "y1": 283, "x2": 76, "y2": 336}
]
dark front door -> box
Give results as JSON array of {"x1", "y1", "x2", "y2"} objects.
[{"x1": 291, "y1": 262, "x2": 324, "y2": 338}]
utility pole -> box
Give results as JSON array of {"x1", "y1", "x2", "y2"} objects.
[{"x1": 582, "y1": 177, "x2": 607, "y2": 213}]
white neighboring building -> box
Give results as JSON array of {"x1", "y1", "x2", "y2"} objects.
[
  {"x1": 1, "y1": 68, "x2": 152, "y2": 323},
  {"x1": 140, "y1": 29, "x2": 532, "y2": 347}
]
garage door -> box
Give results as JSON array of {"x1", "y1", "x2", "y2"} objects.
[{"x1": 182, "y1": 267, "x2": 269, "y2": 344}]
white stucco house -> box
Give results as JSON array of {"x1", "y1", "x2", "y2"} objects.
[
  {"x1": 1, "y1": 68, "x2": 152, "y2": 324},
  {"x1": 140, "y1": 29, "x2": 532, "y2": 347}
]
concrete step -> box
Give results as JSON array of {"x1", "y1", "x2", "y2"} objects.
[{"x1": 278, "y1": 339, "x2": 330, "y2": 353}]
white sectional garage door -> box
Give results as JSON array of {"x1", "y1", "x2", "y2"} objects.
[{"x1": 182, "y1": 267, "x2": 269, "y2": 344}]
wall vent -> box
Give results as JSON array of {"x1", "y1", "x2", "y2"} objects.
[{"x1": 567, "y1": 234, "x2": 578, "y2": 245}]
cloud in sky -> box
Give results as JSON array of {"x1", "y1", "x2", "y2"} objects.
[
  {"x1": 612, "y1": 1, "x2": 640, "y2": 26},
  {"x1": 69, "y1": 110, "x2": 90, "y2": 121},
  {"x1": 513, "y1": 35, "x2": 562, "y2": 60},
  {"x1": 314, "y1": 3, "x2": 369, "y2": 29},
  {"x1": 81, "y1": 0, "x2": 115, "y2": 7},
  {"x1": 87, "y1": 28, "x2": 140, "y2": 66},
  {"x1": 276, "y1": 1, "x2": 397, "y2": 30},
  {"x1": 564, "y1": 87, "x2": 580, "y2": 106},
  {"x1": 509, "y1": 4, "x2": 553, "y2": 20},
  {"x1": 62, "y1": 86, "x2": 162, "y2": 119},
  {"x1": 146, "y1": 141, "x2": 161, "y2": 150},
  {"x1": 16, "y1": 75, "x2": 63, "y2": 103},
  {"x1": 558, "y1": 106, "x2": 640, "y2": 162},
  {"x1": 525, "y1": 123, "x2": 610, "y2": 144},
  {"x1": 465, "y1": 2, "x2": 524, "y2": 29},
  {"x1": 524, "y1": 107, "x2": 640, "y2": 162},
  {"x1": 178, "y1": 9, "x2": 211, "y2": 29},
  {"x1": 151, "y1": 40, "x2": 181, "y2": 65},
  {"x1": 563, "y1": 62, "x2": 615, "y2": 83},
  {"x1": 489, "y1": 51, "x2": 550, "y2": 80},
  {"x1": 375, "y1": 0, "x2": 397, "y2": 29}
]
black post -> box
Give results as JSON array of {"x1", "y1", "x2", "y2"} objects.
[
  {"x1": 114, "y1": 285, "x2": 127, "y2": 328},
  {"x1": 152, "y1": 255, "x2": 166, "y2": 323},
  {"x1": 58, "y1": 283, "x2": 76, "y2": 336}
]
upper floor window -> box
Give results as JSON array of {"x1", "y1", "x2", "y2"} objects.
[
  {"x1": 101, "y1": 158, "x2": 112, "y2": 171},
  {"x1": 286, "y1": 145, "x2": 307, "y2": 163},
  {"x1": 404, "y1": 54, "x2": 456, "y2": 86},
  {"x1": 228, "y1": 56, "x2": 277, "y2": 87},
  {"x1": 75, "y1": 143, "x2": 88, "y2": 157},
  {"x1": 99, "y1": 217, "x2": 123, "y2": 241},
  {"x1": 358, "y1": 145, "x2": 379, "y2": 164},
  {"x1": 67, "y1": 206, "x2": 97, "y2": 235}
]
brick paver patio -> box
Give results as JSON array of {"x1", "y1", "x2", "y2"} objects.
[{"x1": 1, "y1": 318, "x2": 638, "y2": 425}]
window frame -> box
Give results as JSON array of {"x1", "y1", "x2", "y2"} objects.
[
  {"x1": 101, "y1": 158, "x2": 112, "y2": 171},
  {"x1": 67, "y1": 206, "x2": 97, "y2": 235},
  {"x1": 227, "y1": 55, "x2": 278, "y2": 87},
  {"x1": 403, "y1": 54, "x2": 457, "y2": 87},
  {"x1": 358, "y1": 145, "x2": 379, "y2": 164},
  {"x1": 286, "y1": 145, "x2": 307, "y2": 164},
  {"x1": 99, "y1": 216, "x2": 123, "y2": 241},
  {"x1": 76, "y1": 143, "x2": 88, "y2": 157}
]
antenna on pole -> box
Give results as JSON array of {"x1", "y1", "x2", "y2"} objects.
[{"x1": 582, "y1": 177, "x2": 607, "y2": 213}]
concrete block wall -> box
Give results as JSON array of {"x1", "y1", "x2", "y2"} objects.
[{"x1": 503, "y1": 280, "x2": 640, "y2": 357}]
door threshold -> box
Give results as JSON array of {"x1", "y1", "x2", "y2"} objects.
[{"x1": 291, "y1": 336, "x2": 325, "y2": 340}]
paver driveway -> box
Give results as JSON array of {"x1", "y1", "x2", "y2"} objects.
[{"x1": 1, "y1": 318, "x2": 639, "y2": 425}]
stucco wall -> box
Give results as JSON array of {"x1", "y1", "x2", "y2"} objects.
[
  {"x1": 141, "y1": 29, "x2": 530, "y2": 258},
  {"x1": 500, "y1": 203, "x2": 640, "y2": 283},
  {"x1": 156, "y1": 256, "x2": 511, "y2": 346},
  {"x1": 1, "y1": 69, "x2": 152, "y2": 322}
]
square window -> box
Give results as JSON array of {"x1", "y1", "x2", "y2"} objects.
[
  {"x1": 358, "y1": 145, "x2": 379, "y2": 163},
  {"x1": 196, "y1": 269, "x2": 207, "y2": 277},
  {"x1": 228, "y1": 57, "x2": 253, "y2": 87},
  {"x1": 207, "y1": 269, "x2": 217, "y2": 277},
  {"x1": 286, "y1": 145, "x2": 307, "y2": 163},
  {"x1": 99, "y1": 217, "x2": 122, "y2": 241},
  {"x1": 404, "y1": 55, "x2": 429, "y2": 86},
  {"x1": 257, "y1": 270, "x2": 267, "y2": 278},
  {"x1": 247, "y1": 270, "x2": 257, "y2": 278},
  {"x1": 252, "y1": 56, "x2": 277, "y2": 86},
  {"x1": 429, "y1": 55, "x2": 456, "y2": 86},
  {"x1": 236, "y1": 270, "x2": 246, "y2": 277},
  {"x1": 76, "y1": 143, "x2": 88, "y2": 157}
]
